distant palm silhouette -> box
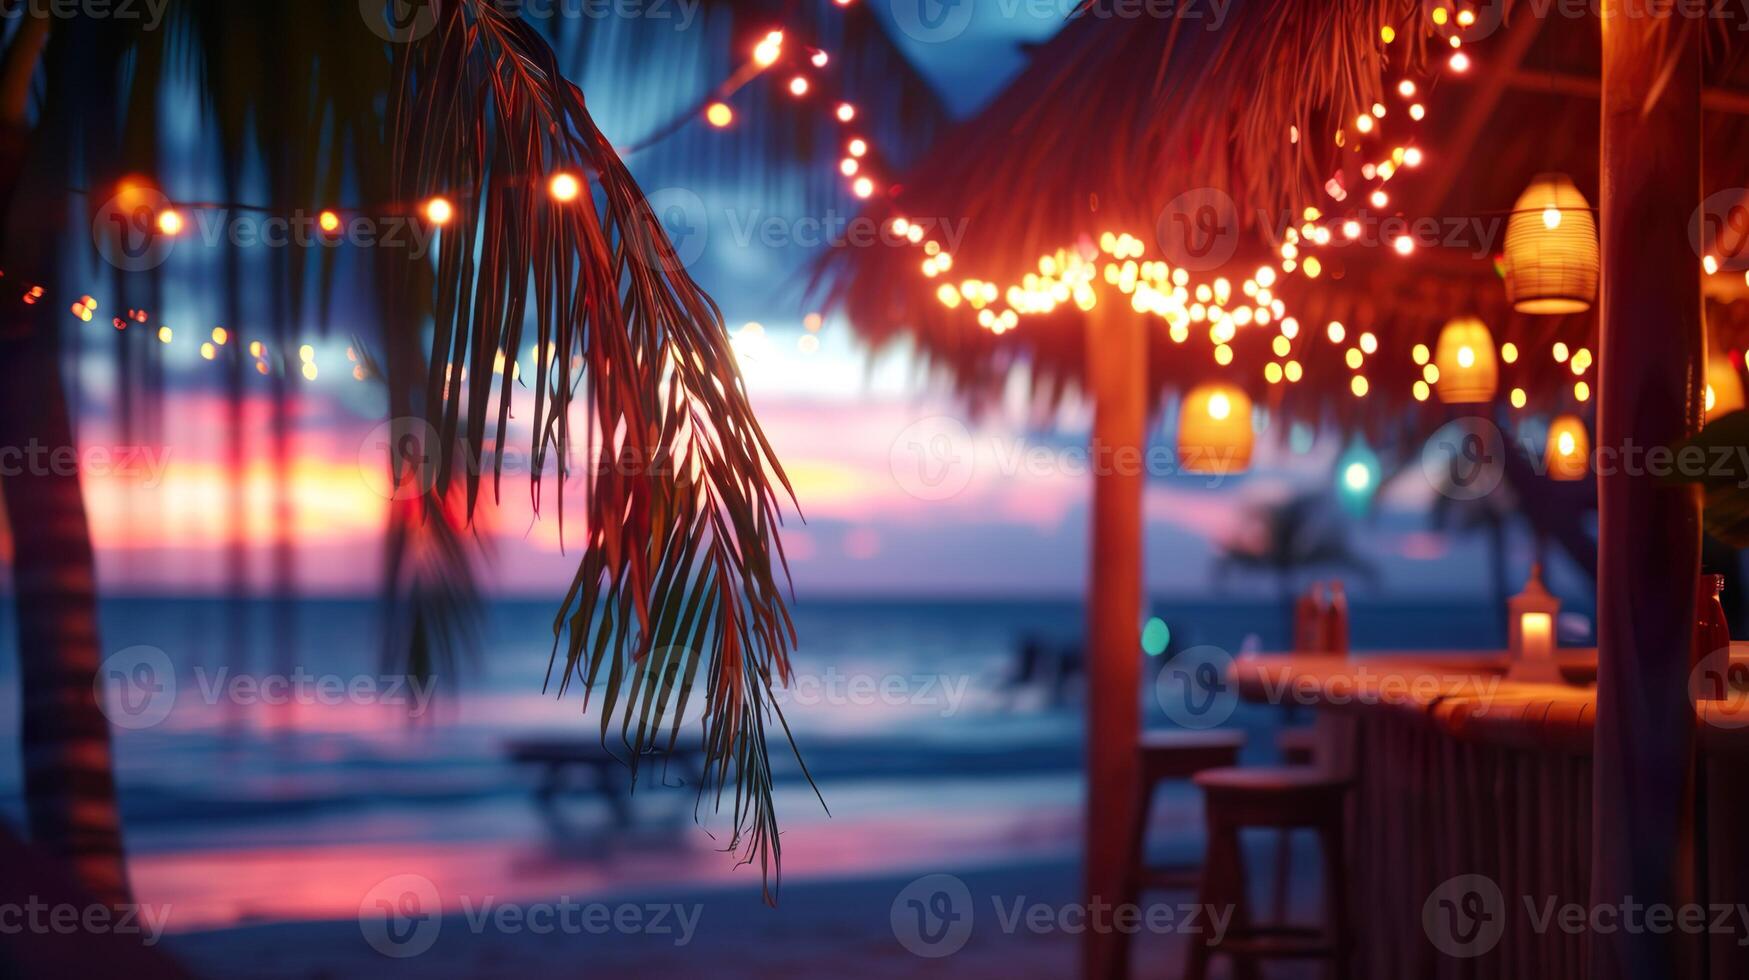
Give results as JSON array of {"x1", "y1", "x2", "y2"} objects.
[{"x1": 1212, "y1": 491, "x2": 1377, "y2": 643}]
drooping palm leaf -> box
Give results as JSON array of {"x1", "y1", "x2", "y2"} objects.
[{"x1": 389, "y1": 3, "x2": 802, "y2": 895}]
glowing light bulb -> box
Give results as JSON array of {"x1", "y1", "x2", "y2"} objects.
[
  {"x1": 1511, "y1": 388, "x2": 1527, "y2": 408},
  {"x1": 424, "y1": 196, "x2": 454, "y2": 225},
  {"x1": 1704, "y1": 255, "x2": 1720, "y2": 275},
  {"x1": 1398, "y1": 80, "x2": 1416, "y2": 97},
  {"x1": 548, "y1": 172, "x2": 581, "y2": 202},
  {"x1": 1450, "y1": 51, "x2": 1471, "y2": 72},
  {"x1": 1371, "y1": 190, "x2": 1388, "y2": 208},
  {"x1": 1393, "y1": 235, "x2": 1414, "y2": 255},
  {"x1": 788, "y1": 76, "x2": 809, "y2": 97},
  {"x1": 157, "y1": 209, "x2": 183, "y2": 235},
  {"x1": 753, "y1": 32, "x2": 783, "y2": 67},
  {"x1": 811, "y1": 50, "x2": 829, "y2": 68},
  {"x1": 1343, "y1": 219, "x2": 1361, "y2": 240},
  {"x1": 852, "y1": 177, "x2": 874, "y2": 199},
  {"x1": 318, "y1": 210, "x2": 341, "y2": 233},
  {"x1": 848, "y1": 138, "x2": 868, "y2": 158},
  {"x1": 1543, "y1": 206, "x2": 1562, "y2": 230},
  {"x1": 836, "y1": 102, "x2": 855, "y2": 122},
  {"x1": 1410, "y1": 103, "x2": 1426, "y2": 121},
  {"x1": 1403, "y1": 147, "x2": 1423, "y2": 167},
  {"x1": 840, "y1": 158, "x2": 858, "y2": 176},
  {"x1": 706, "y1": 102, "x2": 734, "y2": 127},
  {"x1": 1355, "y1": 114, "x2": 1374, "y2": 134}
]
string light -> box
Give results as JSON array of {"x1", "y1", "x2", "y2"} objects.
[
  {"x1": 548, "y1": 172, "x2": 582, "y2": 202},
  {"x1": 706, "y1": 102, "x2": 734, "y2": 127},
  {"x1": 424, "y1": 196, "x2": 454, "y2": 226}
]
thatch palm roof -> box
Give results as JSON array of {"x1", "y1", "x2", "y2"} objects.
[{"x1": 817, "y1": 2, "x2": 1749, "y2": 442}]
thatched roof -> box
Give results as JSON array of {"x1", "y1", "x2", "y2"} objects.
[{"x1": 816, "y1": 1, "x2": 1749, "y2": 441}]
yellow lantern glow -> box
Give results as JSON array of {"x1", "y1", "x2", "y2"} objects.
[
  {"x1": 1546, "y1": 414, "x2": 1590, "y2": 481},
  {"x1": 1503, "y1": 173, "x2": 1598, "y2": 314},
  {"x1": 1706, "y1": 354, "x2": 1745, "y2": 418},
  {"x1": 1433, "y1": 316, "x2": 1498, "y2": 403},
  {"x1": 1178, "y1": 384, "x2": 1253, "y2": 475}
]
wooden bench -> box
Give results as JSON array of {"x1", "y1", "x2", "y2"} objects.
[{"x1": 506, "y1": 737, "x2": 704, "y2": 826}]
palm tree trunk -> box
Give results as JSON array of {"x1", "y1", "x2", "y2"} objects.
[{"x1": 0, "y1": 299, "x2": 132, "y2": 905}]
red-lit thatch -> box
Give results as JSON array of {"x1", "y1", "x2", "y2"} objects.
[{"x1": 816, "y1": 4, "x2": 1749, "y2": 440}]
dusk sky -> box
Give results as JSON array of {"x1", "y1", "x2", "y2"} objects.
[{"x1": 11, "y1": 4, "x2": 1552, "y2": 602}]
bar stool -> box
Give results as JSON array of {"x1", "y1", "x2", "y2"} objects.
[
  {"x1": 1270, "y1": 727, "x2": 1320, "y2": 920},
  {"x1": 1185, "y1": 766, "x2": 1352, "y2": 980},
  {"x1": 1116, "y1": 729, "x2": 1245, "y2": 978}
]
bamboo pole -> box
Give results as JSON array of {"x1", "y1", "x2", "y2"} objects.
[
  {"x1": 1593, "y1": 12, "x2": 1703, "y2": 979},
  {"x1": 1082, "y1": 303, "x2": 1146, "y2": 980}
]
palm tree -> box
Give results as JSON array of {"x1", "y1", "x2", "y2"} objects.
[
  {"x1": 0, "y1": 1, "x2": 804, "y2": 903},
  {"x1": 1211, "y1": 489, "x2": 1376, "y2": 642}
]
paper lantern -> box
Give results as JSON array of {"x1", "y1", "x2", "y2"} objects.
[
  {"x1": 1178, "y1": 384, "x2": 1253, "y2": 474},
  {"x1": 1502, "y1": 173, "x2": 1598, "y2": 314},
  {"x1": 1706, "y1": 354, "x2": 1745, "y2": 418},
  {"x1": 1545, "y1": 414, "x2": 1589, "y2": 481},
  {"x1": 1434, "y1": 317, "x2": 1498, "y2": 404}
]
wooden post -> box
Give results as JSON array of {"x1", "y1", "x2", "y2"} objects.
[
  {"x1": 1082, "y1": 304, "x2": 1146, "y2": 980},
  {"x1": 1593, "y1": 13, "x2": 1703, "y2": 979}
]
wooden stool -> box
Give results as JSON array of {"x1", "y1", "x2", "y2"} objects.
[
  {"x1": 1185, "y1": 766, "x2": 1352, "y2": 980},
  {"x1": 1116, "y1": 730, "x2": 1244, "y2": 979}
]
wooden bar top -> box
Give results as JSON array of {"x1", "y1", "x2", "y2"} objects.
[{"x1": 1229, "y1": 650, "x2": 1749, "y2": 755}]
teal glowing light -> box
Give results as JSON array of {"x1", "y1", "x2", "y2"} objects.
[
  {"x1": 1337, "y1": 439, "x2": 1381, "y2": 516},
  {"x1": 1141, "y1": 617, "x2": 1171, "y2": 656}
]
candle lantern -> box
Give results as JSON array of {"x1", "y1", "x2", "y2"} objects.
[
  {"x1": 1502, "y1": 173, "x2": 1599, "y2": 314},
  {"x1": 1508, "y1": 563, "x2": 1563, "y2": 682},
  {"x1": 1707, "y1": 353, "x2": 1746, "y2": 418},
  {"x1": 1177, "y1": 383, "x2": 1253, "y2": 474},
  {"x1": 1545, "y1": 414, "x2": 1589, "y2": 481},
  {"x1": 1433, "y1": 316, "x2": 1498, "y2": 404}
]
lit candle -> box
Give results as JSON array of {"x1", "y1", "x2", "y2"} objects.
[{"x1": 1520, "y1": 612, "x2": 1553, "y2": 662}]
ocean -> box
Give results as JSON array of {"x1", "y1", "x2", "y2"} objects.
[{"x1": 0, "y1": 595, "x2": 1546, "y2": 933}]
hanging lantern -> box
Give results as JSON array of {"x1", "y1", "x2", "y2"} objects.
[
  {"x1": 1706, "y1": 353, "x2": 1746, "y2": 418},
  {"x1": 1502, "y1": 173, "x2": 1599, "y2": 314},
  {"x1": 1545, "y1": 414, "x2": 1590, "y2": 481},
  {"x1": 1434, "y1": 317, "x2": 1498, "y2": 404},
  {"x1": 1178, "y1": 384, "x2": 1253, "y2": 474}
]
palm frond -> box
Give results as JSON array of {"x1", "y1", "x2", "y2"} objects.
[{"x1": 391, "y1": 3, "x2": 802, "y2": 896}]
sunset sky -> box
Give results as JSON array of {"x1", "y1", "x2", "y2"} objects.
[{"x1": 15, "y1": 4, "x2": 1550, "y2": 602}]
